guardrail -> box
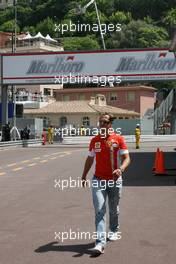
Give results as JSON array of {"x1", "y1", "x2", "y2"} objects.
[
  {"x1": 0, "y1": 139, "x2": 43, "y2": 148},
  {"x1": 1, "y1": 136, "x2": 175, "y2": 147},
  {"x1": 62, "y1": 135, "x2": 176, "y2": 145}
]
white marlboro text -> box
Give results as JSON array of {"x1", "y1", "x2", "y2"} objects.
[
  {"x1": 27, "y1": 57, "x2": 85, "y2": 74},
  {"x1": 116, "y1": 53, "x2": 176, "y2": 72}
]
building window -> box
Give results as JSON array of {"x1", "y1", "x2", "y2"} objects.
[
  {"x1": 110, "y1": 92, "x2": 118, "y2": 101},
  {"x1": 63, "y1": 95, "x2": 70, "y2": 101},
  {"x1": 127, "y1": 91, "x2": 135, "y2": 102},
  {"x1": 119, "y1": 117, "x2": 123, "y2": 119},
  {"x1": 60, "y1": 116, "x2": 67, "y2": 127},
  {"x1": 39, "y1": 116, "x2": 50, "y2": 128},
  {"x1": 82, "y1": 116, "x2": 90, "y2": 127},
  {"x1": 53, "y1": 91, "x2": 57, "y2": 99},
  {"x1": 44, "y1": 88, "x2": 51, "y2": 96}
]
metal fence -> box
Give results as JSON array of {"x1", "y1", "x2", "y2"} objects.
[{"x1": 154, "y1": 89, "x2": 175, "y2": 134}]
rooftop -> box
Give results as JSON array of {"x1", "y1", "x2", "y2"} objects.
[
  {"x1": 55, "y1": 85, "x2": 157, "y2": 94},
  {"x1": 24, "y1": 100, "x2": 140, "y2": 116}
]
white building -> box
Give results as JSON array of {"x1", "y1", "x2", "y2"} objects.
[
  {"x1": 24, "y1": 94, "x2": 140, "y2": 128},
  {"x1": 0, "y1": 31, "x2": 64, "y2": 99}
]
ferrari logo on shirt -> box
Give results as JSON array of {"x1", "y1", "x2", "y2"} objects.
[
  {"x1": 95, "y1": 142, "x2": 101, "y2": 148},
  {"x1": 106, "y1": 140, "x2": 112, "y2": 147}
]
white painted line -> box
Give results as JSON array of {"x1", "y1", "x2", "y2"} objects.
[
  {"x1": 50, "y1": 157, "x2": 57, "y2": 160},
  {"x1": 0, "y1": 172, "x2": 6, "y2": 176},
  {"x1": 7, "y1": 163, "x2": 17, "y2": 167},
  {"x1": 40, "y1": 160, "x2": 48, "y2": 163},
  {"x1": 21, "y1": 160, "x2": 30, "y2": 164},
  {"x1": 28, "y1": 163, "x2": 37, "y2": 167},
  {"x1": 12, "y1": 167, "x2": 23, "y2": 172}
]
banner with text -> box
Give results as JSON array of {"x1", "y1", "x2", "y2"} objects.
[{"x1": 1, "y1": 48, "x2": 176, "y2": 85}]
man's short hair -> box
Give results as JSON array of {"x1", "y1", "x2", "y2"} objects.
[{"x1": 100, "y1": 113, "x2": 116, "y2": 123}]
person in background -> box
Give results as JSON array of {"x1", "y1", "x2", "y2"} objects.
[
  {"x1": 48, "y1": 125, "x2": 54, "y2": 144},
  {"x1": 3, "y1": 123, "x2": 11, "y2": 141},
  {"x1": 23, "y1": 126, "x2": 30, "y2": 140},
  {"x1": 135, "y1": 124, "x2": 141, "y2": 149},
  {"x1": 81, "y1": 125, "x2": 85, "y2": 136}
]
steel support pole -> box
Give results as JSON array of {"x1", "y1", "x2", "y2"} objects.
[
  {"x1": 1, "y1": 55, "x2": 8, "y2": 126},
  {"x1": 170, "y1": 89, "x2": 176, "y2": 134},
  {"x1": 94, "y1": 0, "x2": 106, "y2": 50},
  {"x1": 170, "y1": 111, "x2": 176, "y2": 134},
  {"x1": 1, "y1": 85, "x2": 8, "y2": 126}
]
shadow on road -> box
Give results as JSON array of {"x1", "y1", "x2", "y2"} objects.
[
  {"x1": 35, "y1": 241, "x2": 102, "y2": 258},
  {"x1": 124, "y1": 152, "x2": 176, "y2": 186}
]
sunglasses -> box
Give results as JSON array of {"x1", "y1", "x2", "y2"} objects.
[{"x1": 99, "y1": 120, "x2": 111, "y2": 125}]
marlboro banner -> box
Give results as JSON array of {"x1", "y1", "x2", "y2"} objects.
[{"x1": 1, "y1": 48, "x2": 176, "y2": 85}]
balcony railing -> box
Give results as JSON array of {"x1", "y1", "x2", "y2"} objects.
[
  {"x1": 0, "y1": 40, "x2": 63, "y2": 50},
  {"x1": 8, "y1": 92, "x2": 49, "y2": 103}
]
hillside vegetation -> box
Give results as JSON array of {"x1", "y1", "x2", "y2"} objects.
[{"x1": 0, "y1": 0, "x2": 175, "y2": 51}]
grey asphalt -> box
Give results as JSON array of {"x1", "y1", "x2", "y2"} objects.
[{"x1": 0, "y1": 144, "x2": 176, "y2": 264}]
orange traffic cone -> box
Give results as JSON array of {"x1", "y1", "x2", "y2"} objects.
[
  {"x1": 154, "y1": 151, "x2": 167, "y2": 175},
  {"x1": 153, "y1": 148, "x2": 160, "y2": 171}
]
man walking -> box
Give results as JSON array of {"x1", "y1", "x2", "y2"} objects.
[{"x1": 82, "y1": 113, "x2": 130, "y2": 254}]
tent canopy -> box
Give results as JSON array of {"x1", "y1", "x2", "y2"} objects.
[{"x1": 18, "y1": 32, "x2": 57, "y2": 43}]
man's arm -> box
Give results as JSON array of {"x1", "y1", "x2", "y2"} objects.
[
  {"x1": 120, "y1": 153, "x2": 130, "y2": 172},
  {"x1": 113, "y1": 153, "x2": 130, "y2": 180},
  {"x1": 82, "y1": 156, "x2": 94, "y2": 187}
]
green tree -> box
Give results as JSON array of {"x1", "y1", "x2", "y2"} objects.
[
  {"x1": 109, "y1": 11, "x2": 132, "y2": 24},
  {"x1": 36, "y1": 17, "x2": 55, "y2": 36},
  {"x1": 22, "y1": 26, "x2": 36, "y2": 35},
  {"x1": 62, "y1": 36, "x2": 100, "y2": 51},
  {"x1": 0, "y1": 7, "x2": 14, "y2": 25},
  {"x1": 16, "y1": 6, "x2": 33, "y2": 30},
  {"x1": 107, "y1": 20, "x2": 169, "y2": 49},
  {"x1": 0, "y1": 20, "x2": 20, "y2": 33},
  {"x1": 114, "y1": 0, "x2": 175, "y2": 20},
  {"x1": 163, "y1": 8, "x2": 176, "y2": 28},
  {"x1": 138, "y1": 25, "x2": 169, "y2": 47}
]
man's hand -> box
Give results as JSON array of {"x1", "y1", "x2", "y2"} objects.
[
  {"x1": 81, "y1": 176, "x2": 88, "y2": 188},
  {"x1": 112, "y1": 169, "x2": 122, "y2": 181}
]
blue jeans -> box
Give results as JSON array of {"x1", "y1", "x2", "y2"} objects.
[{"x1": 92, "y1": 175, "x2": 122, "y2": 246}]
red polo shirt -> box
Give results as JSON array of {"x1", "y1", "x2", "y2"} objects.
[{"x1": 88, "y1": 133, "x2": 129, "y2": 180}]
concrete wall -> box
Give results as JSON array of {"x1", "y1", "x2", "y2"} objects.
[
  {"x1": 113, "y1": 118, "x2": 154, "y2": 135},
  {"x1": 24, "y1": 112, "x2": 139, "y2": 131},
  {"x1": 24, "y1": 113, "x2": 99, "y2": 128},
  {"x1": 140, "y1": 94, "x2": 155, "y2": 117},
  {"x1": 141, "y1": 117, "x2": 154, "y2": 135},
  {"x1": 113, "y1": 119, "x2": 141, "y2": 135}
]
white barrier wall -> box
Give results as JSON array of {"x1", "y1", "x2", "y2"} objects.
[{"x1": 1, "y1": 48, "x2": 176, "y2": 85}]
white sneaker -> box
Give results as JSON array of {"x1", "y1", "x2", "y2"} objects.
[
  {"x1": 108, "y1": 232, "x2": 119, "y2": 241},
  {"x1": 92, "y1": 244, "x2": 105, "y2": 254}
]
